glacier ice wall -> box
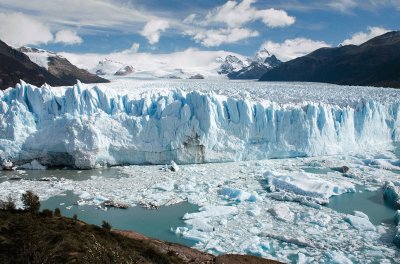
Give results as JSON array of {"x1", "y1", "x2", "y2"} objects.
[{"x1": 0, "y1": 81, "x2": 399, "y2": 168}]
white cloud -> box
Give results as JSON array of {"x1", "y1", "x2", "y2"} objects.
[
  {"x1": 0, "y1": 12, "x2": 53, "y2": 47},
  {"x1": 341, "y1": 26, "x2": 390, "y2": 46},
  {"x1": 206, "y1": 0, "x2": 295, "y2": 28},
  {"x1": 183, "y1": 0, "x2": 294, "y2": 47},
  {"x1": 122, "y1": 43, "x2": 140, "y2": 54},
  {"x1": 140, "y1": 20, "x2": 170, "y2": 44},
  {"x1": 55, "y1": 29, "x2": 82, "y2": 45},
  {"x1": 192, "y1": 27, "x2": 259, "y2": 47},
  {"x1": 0, "y1": 0, "x2": 158, "y2": 33},
  {"x1": 261, "y1": 38, "x2": 331, "y2": 61},
  {"x1": 183, "y1": 14, "x2": 197, "y2": 24},
  {"x1": 328, "y1": 0, "x2": 357, "y2": 12}
]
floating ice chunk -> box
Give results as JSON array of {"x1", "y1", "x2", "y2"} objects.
[
  {"x1": 297, "y1": 253, "x2": 310, "y2": 264},
  {"x1": 383, "y1": 181, "x2": 400, "y2": 209},
  {"x1": 363, "y1": 159, "x2": 400, "y2": 170},
  {"x1": 394, "y1": 227, "x2": 400, "y2": 247},
  {"x1": 174, "y1": 227, "x2": 210, "y2": 243},
  {"x1": 183, "y1": 205, "x2": 237, "y2": 220},
  {"x1": 238, "y1": 236, "x2": 272, "y2": 256},
  {"x1": 395, "y1": 210, "x2": 400, "y2": 225},
  {"x1": 353, "y1": 211, "x2": 369, "y2": 220},
  {"x1": 153, "y1": 181, "x2": 175, "y2": 191},
  {"x1": 78, "y1": 191, "x2": 91, "y2": 199},
  {"x1": 247, "y1": 206, "x2": 261, "y2": 217},
  {"x1": 301, "y1": 211, "x2": 331, "y2": 227},
  {"x1": 19, "y1": 160, "x2": 47, "y2": 170},
  {"x1": 266, "y1": 171, "x2": 355, "y2": 200},
  {"x1": 1, "y1": 160, "x2": 14, "y2": 170},
  {"x1": 185, "y1": 217, "x2": 213, "y2": 232},
  {"x1": 268, "y1": 203, "x2": 294, "y2": 222},
  {"x1": 218, "y1": 187, "x2": 259, "y2": 202},
  {"x1": 345, "y1": 213, "x2": 376, "y2": 231},
  {"x1": 324, "y1": 251, "x2": 353, "y2": 264},
  {"x1": 93, "y1": 195, "x2": 108, "y2": 204},
  {"x1": 170, "y1": 160, "x2": 180, "y2": 172}
]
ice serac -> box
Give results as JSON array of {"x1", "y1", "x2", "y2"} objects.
[{"x1": 0, "y1": 81, "x2": 400, "y2": 169}]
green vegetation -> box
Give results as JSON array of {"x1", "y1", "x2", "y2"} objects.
[
  {"x1": 21, "y1": 190, "x2": 40, "y2": 213},
  {"x1": 101, "y1": 220, "x2": 112, "y2": 231},
  {"x1": 54, "y1": 207, "x2": 61, "y2": 217},
  {"x1": 0, "y1": 191, "x2": 281, "y2": 264},
  {"x1": 0, "y1": 191, "x2": 183, "y2": 264},
  {"x1": 0, "y1": 195, "x2": 16, "y2": 211},
  {"x1": 0, "y1": 210, "x2": 186, "y2": 263}
]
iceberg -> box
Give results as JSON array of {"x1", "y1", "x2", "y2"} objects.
[
  {"x1": 1, "y1": 80, "x2": 400, "y2": 168},
  {"x1": 345, "y1": 212, "x2": 376, "y2": 231},
  {"x1": 265, "y1": 171, "x2": 356, "y2": 203},
  {"x1": 383, "y1": 181, "x2": 400, "y2": 209}
]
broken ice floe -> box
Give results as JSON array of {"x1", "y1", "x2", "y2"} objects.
[
  {"x1": 0, "y1": 156, "x2": 399, "y2": 263},
  {"x1": 264, "y1": 171, "x2": 356, "y2": 205}
]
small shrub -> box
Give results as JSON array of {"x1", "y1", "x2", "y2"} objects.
[
  {"x1": 54, "y1": 208, "x2": 61, "y2": 217},
  {"x1": 1, "y1": 195, "x2": 16, "y2": 211},
  {"x1": 21, "y1": 191, "x2": 40, "y2": 213},
  {"x1": 101, "y1": 220, "x2": 112, "y2": 231},
  {"x1": 41, "y1": 209, "x2": 53, "y2": 218}
]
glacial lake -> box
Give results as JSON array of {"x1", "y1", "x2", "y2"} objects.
[
  {"x1": 1, "y1": 167, "x2": 199, "y2": 246},
  {"x1": 41, "y1": 191, "x2": 199, "y2": 247},
  {"x1": 327, "y1": 187, "x2": 395, "y2": 225},
  {"x1": 303, "y1": 168, "x2": 396, "y2": 226}
]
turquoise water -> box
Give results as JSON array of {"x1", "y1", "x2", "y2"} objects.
[
  {"x1": 302, "y1": 167, "x2": 335, "y2": 174},
  {"x1": 304, "y1": 166, "x2": 395, "y2": 225},
  {"x1": 40, "y1": 191, "x2": 198, "y2": 247},
  {"x1": 327, "y1": 187, "x2": 395, "y2": 225},
  {"x1": 0, "y1": 167, "x2": 124, "y2": 183}
]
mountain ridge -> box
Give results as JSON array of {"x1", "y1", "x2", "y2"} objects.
[
  {"x1": 260, "y1": 31, "x2": 400, "y2": 88},
  {"x1": 0, "y1": 40, "x2": 109, "y2": 90}
]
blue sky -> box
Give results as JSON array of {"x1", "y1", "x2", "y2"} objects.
[{"x1": 0, "y1": 0, "x2": 399, "y2": 59}]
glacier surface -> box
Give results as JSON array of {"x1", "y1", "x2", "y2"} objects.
[{"x1": 1, "y1": 80, "x2": 400, "y2": 168}]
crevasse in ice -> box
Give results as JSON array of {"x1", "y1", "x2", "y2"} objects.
[{"x1": 0, "y1": 80, "x2": 399, "y2": 168}]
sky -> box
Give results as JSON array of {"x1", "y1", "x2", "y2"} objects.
[{"x1": 0, "y1": 0, "x2": 399, "y2": 63}]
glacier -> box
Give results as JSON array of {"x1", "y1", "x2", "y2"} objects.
[{"x1": 1, "y1": 79, "x2": 400, "y2": 168}]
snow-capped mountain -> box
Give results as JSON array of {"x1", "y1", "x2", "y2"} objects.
[
  {"x1": 0, "y1": 41, "x2": 107, "y2": 90},
  {"x1": 18, "y1": 46, "x2": 57, "y2": 70},
  {"x1": 18, "y1": 46, "x2": 109, "y2": 85},
  {"x1": 253, "y1": 47, "x2": 271, "y2": 63},
  {"x1": 92, "y1": 58, "x2": 135, "y2": 76},
  {"x1": 115, "y1": 65, "x2": 135, "y2": 76},
  {"x1": 220, "y1": 49, "x2": 282, "y2": 80},
  {"x1": 217, "y1": 55, "x2": 250, "y2": 75}
]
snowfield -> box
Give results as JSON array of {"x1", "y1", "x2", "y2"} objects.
[{"x1": 1, "y1": 79, "x2": 400, "y2": 168}]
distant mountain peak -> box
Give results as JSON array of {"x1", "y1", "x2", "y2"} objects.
[
  {"x1": 253, "y1": 48, "x2": 271, "y2": 63},
  {"x1": 217, "y1": 54, "x2": 247, "y2": 75},
  {"x1": 0, "y1": 40, "x2": 108, "y2": 89},
  {"x1": 218, "y1": 49, "x2": 281, "y2": 80},
  {"x1": 93, "y1": 59, "x2": 134, "y2": 76}
]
